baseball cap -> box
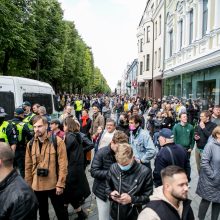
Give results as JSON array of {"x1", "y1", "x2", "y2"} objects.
[
  {"x1": 0, "y1": 107, "x2": 7, "y2": 117},
  {"x1": 22, "y1": 101, "x2": 31, "y2": 107},
  {"x1": 50, "y1": 119, "x2": 61, "y2": 125},
  {"x1": 14, "y1": 108, "x2": 24, "y2": 115},
  {"x1": 159, "y1": 128, "x2": 174, "y2": 139}
]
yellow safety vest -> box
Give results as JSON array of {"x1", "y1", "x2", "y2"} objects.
[
  {"x1": 0, "y1": 121, "x2": 9, "y2": 143},
  {"x1": 75, "y1": 100, "x2": 83, "y2": 111},
  {"x1": 12, "y1": 122, "x2": 25, "y2": 142},
  {"x1": 23, "y1": 113, "x2": 35, "y2": 131}
]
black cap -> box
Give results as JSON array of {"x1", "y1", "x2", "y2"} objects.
[
  {"x1": 22, "y1": 101, "x2": 31, "y2": 107},
  {"x1": 14, "y1": 108, "x2": 24, "y2": 115}
]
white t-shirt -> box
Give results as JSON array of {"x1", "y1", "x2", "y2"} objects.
[{"x1": 98, "y1": 130, "x2": 116, "y2": 150}]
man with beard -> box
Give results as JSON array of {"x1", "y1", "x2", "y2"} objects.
[
  {"x1": 138, "y1": 165, "x2": 194, "y2": 220},
  {"x1": 25, "y1": 115, "x2": 68, "y2": 220}
]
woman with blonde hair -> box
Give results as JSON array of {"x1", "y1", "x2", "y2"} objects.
[{"x1": 196, "y1": 125, "x2": 220, "y2": 220}]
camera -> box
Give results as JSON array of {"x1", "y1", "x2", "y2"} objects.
[{"x1": 37, "y1": 168, "x2": 49, "y2": 177}]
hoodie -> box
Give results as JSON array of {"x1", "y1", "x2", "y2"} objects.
[{"x1": 138, "y1": 186, "x2": 194, "y2": 220}]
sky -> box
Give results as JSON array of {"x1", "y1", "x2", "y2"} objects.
[{"x1": 59, "y1": 0, "x2": 147, "y2": 90}]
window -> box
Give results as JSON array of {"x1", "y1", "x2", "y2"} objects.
[
  {"x1": 159, "y1": 15, "x2": 161, "y2": 35},
  {"x1": 140, "y1": 62, "x2": 143, "y2": 75},
  {"x1": 179, "y1": 20, "x2": 183, "y2": 49},
  {"x1": 138, "y1": 40, "x2": 139, "y2": 52},
  {"x1": 140, "y1": 61, "x2": 143, "y2": 75},
  {"x1": 0, "y1": 92, "x2": 15, "y2": 120},
  {"x1": 143, "y1": 55, "x2": 145, "y2": 71},
  {"x1": 140, "y1": 38, "x2": 143, "y2": 52},
  {"x1": 158, "y1": 48, "x2": 161, "y2": 68},
  {"x1": 146, "y1": 54, "x2": 150, "y2": 71},
  {"x1": 147, "y1": 26, "x2": 150, "y2": 42},
  {"x1": 23, "y1": 93, "x2": 53, "y2": 114},
  {"x1": 154, "y1": 51, "x2": 157, "y2": 69},
  {"x1": 53, "y1": 95, "x2": 59, "y2": 111},
  {"x1": 169, "y1": 29, "x2": 173, "y2": 57},
  {"x1": 202, "y1": 0, "x2": 208, "y2": 36},
  {"x1": 155, "y1": 21, "x2": 157, "y2": 39},
  {"x1": 189, "y1": 10, "x2": 193, "y2": 44}
]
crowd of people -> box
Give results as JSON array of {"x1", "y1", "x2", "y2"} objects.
[{"x1": 0, "y1": 94, "x2": 220, "y2": 220}]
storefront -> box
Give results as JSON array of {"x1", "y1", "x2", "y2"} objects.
[{"x1": 163, "y1": 65, "x2": 220, "y2": 106}]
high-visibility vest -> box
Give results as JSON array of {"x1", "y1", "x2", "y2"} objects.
[
  {"x1": 0, "y1": 121, "x2": 9, "y2": 143},
  {"x1": 12, "y1": 121, "x2": 25, "y2": 142},
  {"x1": 75, "y1": 100, "x2": 83, "y2": 111},
  {"x1": 23, "y1": 113, "x2": 35, "y2": 131}
]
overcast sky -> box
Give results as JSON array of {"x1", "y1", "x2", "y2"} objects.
[{"x1": 59, "y1": 0, "x2": 147, "y2": 90}]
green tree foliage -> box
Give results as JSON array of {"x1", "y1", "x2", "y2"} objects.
[{"x1": 0, "y1": 0, "x2": 110, "y2": 94}]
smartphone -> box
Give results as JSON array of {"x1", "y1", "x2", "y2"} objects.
[{"x1": 112, "y1": 194, "x2": 121, "y2": 198}]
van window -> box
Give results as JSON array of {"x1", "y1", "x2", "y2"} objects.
[
  {"x1": 23, "y1": 93, "x2": 53, "y2": 114},
  {"x1": 53, "y1": 95, "x2": 59, "y2": 111},
  {"x1": 0, "y1": 92, "x2": 15, "y2": 120}
]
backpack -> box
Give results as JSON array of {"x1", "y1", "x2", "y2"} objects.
[{"x1": 29, "y1": 135, "x2": 59, "y2": 177}]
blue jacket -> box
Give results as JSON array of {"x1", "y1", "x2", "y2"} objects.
[{"x1": 129, "y1": 127, "x2": 156, "y2": 164}]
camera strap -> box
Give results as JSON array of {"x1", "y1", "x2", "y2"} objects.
[{"x1": 31, "y1": 136, "x2": 57, "y2": 174}]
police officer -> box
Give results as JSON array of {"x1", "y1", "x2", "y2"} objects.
[
  {"x1": 22, "y1": 101, "x2": 35, "y2": 133},
  {"x1": 11, "y1": 108, "x2": 32, "y2": 177},
  {"x1": 0, "y1": 107, "x2": 17, "y2": 151}
]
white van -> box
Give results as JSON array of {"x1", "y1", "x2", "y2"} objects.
[{"x1": 0, "y1": 76, "x2": 59, "y2": 119}]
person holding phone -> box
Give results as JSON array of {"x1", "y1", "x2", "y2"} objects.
[{"x1": 106, "y1": 143, "x2": 153, "y2": 220}]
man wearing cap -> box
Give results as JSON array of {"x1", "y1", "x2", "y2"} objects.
[
  {"x1": 0, "y1": 107, "x2": 17, "y2": 152},
  {"x1": 153, "y1": 128, "x2": 190, "y2": 187},
  {"x1": 22, "y1": 101, "x2": 35, "y2": 132},
  {"x1": 50, "y1": 119, "x2": 65, "y2": 139},
  {"x1": 11, "y1": 108, "x2": 32, "y2": 177}
]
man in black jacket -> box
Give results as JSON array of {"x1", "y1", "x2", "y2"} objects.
[
  {"x1": 106, "y1": 143, "x2": 153, "y2": 220},
  {"x1": 90, "y1": 131, "x2": 128, "y2": 220},
  {"x1": 153, "y1": 128, "x2": 190, "y2": 187},
  {"x1": 0, "y1": 142, "x2": 38, "y2": 219},
  {"x1": 138, "y1": 166, "x2": 194, "y2": 220},
  {"x1": 194, "y1": 110, "x2": 216, "y2": 172}
]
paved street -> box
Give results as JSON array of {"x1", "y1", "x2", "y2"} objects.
[{"x1": 47, "y1": 147, "x2": 220, "y2": 220}]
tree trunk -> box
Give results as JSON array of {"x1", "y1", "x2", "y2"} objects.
[{"x1": 2, "y1": 49, "x2": 12, "y2": 75}]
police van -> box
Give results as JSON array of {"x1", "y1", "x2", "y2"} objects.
[{"x1": 0, "y1": 76, "x2": 59, "y2": 119}]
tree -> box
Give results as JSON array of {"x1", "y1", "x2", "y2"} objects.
[
  {"x1": 0, "y1": 0, "x2": 111, "y2": 94},
  {"x1": 0, "y1": 0, "x2": 36, "y2": 74}
]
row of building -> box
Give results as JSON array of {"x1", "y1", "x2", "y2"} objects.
[{"x1": 117, "y1": 0, "x2": 220, "y2": 105}]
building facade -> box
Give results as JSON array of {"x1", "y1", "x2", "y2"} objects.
[
  {"x1": 163, "y1": 0, "x2": 220, "y2": 106},
  {"x1": 137, "y1": 0, "x2": 165, "y2": 99},
  {"x1": 125, "y1": 59, "x2": 138, "y2": 96}
]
